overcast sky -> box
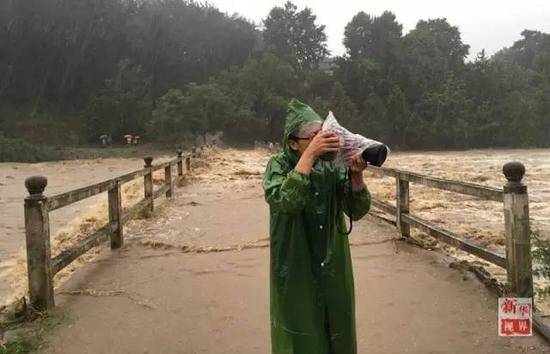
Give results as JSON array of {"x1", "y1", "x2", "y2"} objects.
[{"x1": 207, "y1": 0, "x2": 550, "y2": 59}]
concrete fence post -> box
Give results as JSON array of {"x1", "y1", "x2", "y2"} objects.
[
  {"x1": 177, "y1": 149, "x2": 183, "y2": 177},
  {"x1": 186, "y1": 156, "x2": 191, "y2": 172},
  {"x1": 108, "y1": 180, "x2": 123, "y2": 249},
  {"x1": 396, "y1": 173, "x2": 410, "y2": 238},
  {"x1": 24, "y1": 176, "x2": 55, "y2": 310},
  {"x1": 503, "y1": 161, "x2": 533, "y2": 297},
  {"x1": 144, "y1": 157, "x2": 154, "y2": 213},
  {"x1": 165, "y1": 164, "x2": 173, "y2": 198}
]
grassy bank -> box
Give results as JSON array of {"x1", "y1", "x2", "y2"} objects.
[
  {"x1": 0, "y1": 138, "x2": 184, "y2": 163},
  {"x1": 0, "y1": 137, "x2": 63, "y2": 163},
  {"x1": 0, "y1": 311, "x2": 70, "y2": 354}
]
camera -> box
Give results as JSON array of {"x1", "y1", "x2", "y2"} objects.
[{"x1": 321, "y1": 112, "x2": 390, "y2": 167}]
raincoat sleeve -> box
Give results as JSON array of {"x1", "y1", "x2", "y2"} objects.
[
  {"x1": 340, "y1": 169, "x2": 371, "y2": 221},
  {"x1": 263, "y1": 156, "x2": 310, "y2": 213}
]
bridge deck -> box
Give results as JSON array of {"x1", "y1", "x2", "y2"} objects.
[{"x1": 43, "y1": 177, "x2": 549, "y2": 353}]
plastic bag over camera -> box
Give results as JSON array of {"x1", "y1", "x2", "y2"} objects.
[{"x1": 321, "y1": 111, "x2": 390, "y2": 167}]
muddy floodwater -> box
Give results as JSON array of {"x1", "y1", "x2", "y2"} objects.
[
  {"x1": 0, "y1": 156, "x2": 172, "y2": 305},
  {"x1": 368, "y1": 148, "x2": 550, "y2": 239},
  {"x1": 1, "y1": 148, "x2": 549, "y2": 308}
]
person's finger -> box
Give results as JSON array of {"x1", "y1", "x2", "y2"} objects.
[
  {"x1": 321, "y1": 142, "x2": 340, "y2": 148},
  {"x1": 349, "y1": 154, "x2": 364, "y2": 167},
  {"x1": 318, "y1": 131, "x2": 335, "y2": 138},
  {"x1": 344, "y1": 153, "x2": 359, "y2": 161},
  {"x1": 322, "y1": 138, "x2": 340, "y2": 145},
  {"x1": 321, "y1": 136, "x2": 340, "y2": 143}
]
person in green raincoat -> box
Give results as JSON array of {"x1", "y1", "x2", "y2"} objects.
[{"x1": 263, "y1": 99, "x2": 371, "y2": 354}]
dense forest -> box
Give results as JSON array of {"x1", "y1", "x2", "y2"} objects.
[{"x1": 1, "y1": 0, "x2": 549, "y2": 154}]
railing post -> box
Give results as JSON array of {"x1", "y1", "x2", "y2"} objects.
[
  {"x1": 396, "y1": 173, "x2": 410, "y2": 238},
  {"x1": 165, "y1": 164, "x2": 173, "y2": 198},
  {"x1": 144, "y1": 157, "x2": 154, "y2": 213},
  {"x1": 108, "y1": 181, "x2": 123, "y2": 249},
  {"x1": 503, "y1": 161, "x2": 533, "y2": 297},
  {"x1": 24, "y1": 176, "x2": 55, "y2": 310},
  {"x1": 186, "y1": 156, "x2": 191, "y2": 172},
  {"x1": 177, "y1": 149, "x2": 183, "y2": 177}
]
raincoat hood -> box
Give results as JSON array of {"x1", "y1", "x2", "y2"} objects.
[{"x1": 283, "y1": 98, "x2": 324, "y2": 162}]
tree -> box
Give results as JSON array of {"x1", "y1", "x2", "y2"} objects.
[
  {"x1": 127, "y1": 0, "x2": 259, "y2": 99},
  {"x1": 385, "y1": 85, "x2": 412, "y2": 148},
  {"x1": 149, "y1": 82, "x2": 242, "y2": 143},
  {"x1": 494, "y1": 30, "x2": 550, "y2": 72},
  {"x1": 86, "y1": 59, "x2": 151, "y2": 142},
  {"x1": 343, "y1": 11, "x2": 402, "y2": 65},
  {"x1": 333, "y1": 57, "x2": 380, "y2": 109},
  {"x1": 325, "y1": 82, "x2": 360, "y2": 131},
  {"x1": 338, "y1": 11, "x2": 403, "y2": 108},
  {"x1": 216, "y1": 52, "x2": 295, "y2": 141},
  {"x1": 402, "y1": 18, "x2": 470, "y2": 101},
  {"x1": 147, "y1": 89, "x2": 193, "y2": 143},
  {"x1": 263, "y1": 1, "x2": 329, "y2": 72},
  {"x1": 421, "y1": 74, "x2": 472, "y2": 148},
  {"x1": 463, "y1": 50, "x2": 503, "y2": 147}
]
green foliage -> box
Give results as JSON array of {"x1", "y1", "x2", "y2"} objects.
[
  {"x1": 0, "y1": 338, "x2": 34, "y2": 354},
  {"x1": 338, "y1": 11, "x2": 402, "y2": 103},
  {"x1": 149, "y1": 52, "x2": 295, "y2": 143},
  {"x1": 149, "y1": 84, "x2": 238, "y2": 143},
  {"x1": 402, "y1": 19, "x2": 470, "y2": 97},
  {"x1": 0, "y1": 136, "x2": 62, "y2": 162},
  {"x1": 263, "y1": 1, "x2": 329, "y2": 72},
  {"x1": 0, "y1": 0, "x2": 258, "y2": 141},
  {"x1": 325, "y1": 82, "x2": 360, "y2": 130},
  {"x1": 1, "y1": 0, "x2": 550, "y2": 149},
  {"x1": 336, "y1": 13, "x2": 550, "y2": 150},
  {"x1": 343, "y1": 11, "x2": 402, "y2": 68},
  {"x1": 421, "y1": 74, "x2": 473, "y2": 148},
  {"x1": 0, "y1": 310, "x2": 70, "y2": 354},
  {"x1": 218, "y1": 52, "x2": 294, "y2": 141},
  {"x1": 85, "y1": 59, "x2": 151, "y2": 142},
  {"x1": 532, "y1": 232, "x2": 550, "y2": 299}
]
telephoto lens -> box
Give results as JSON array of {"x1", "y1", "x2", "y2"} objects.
[
  {"x1": 321, "y1": 111, "x2": 390, "y2": 167},
  {"x1": 361, "y1": 143, "x2": 389, "y2": 167}
]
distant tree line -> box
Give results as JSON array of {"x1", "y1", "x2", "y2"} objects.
[{"x1": 1, "y1": 0, "x2": 549, "y2": 150}]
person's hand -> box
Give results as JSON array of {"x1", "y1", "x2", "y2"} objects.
[
  {"x1": 302, "y1": 131, "x2": 340, "y2": 161},
  {"x1": 346, "y1": 151, "x2": 368, "y2": 191},
  {"x1": 347, "y1": 152, "x2": 368, "y2": 172}
]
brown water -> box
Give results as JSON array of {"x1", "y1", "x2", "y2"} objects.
[
  {"x1": 0, "y1": 157, "x2": 171, "y2": 305},
  {"x1": 367, "y1": 148, "x2": 550, "y2": 241}
]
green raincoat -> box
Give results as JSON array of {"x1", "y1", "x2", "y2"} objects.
[{"x1": 263, "y1": 99, "x2": 371, "y2": 354}]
